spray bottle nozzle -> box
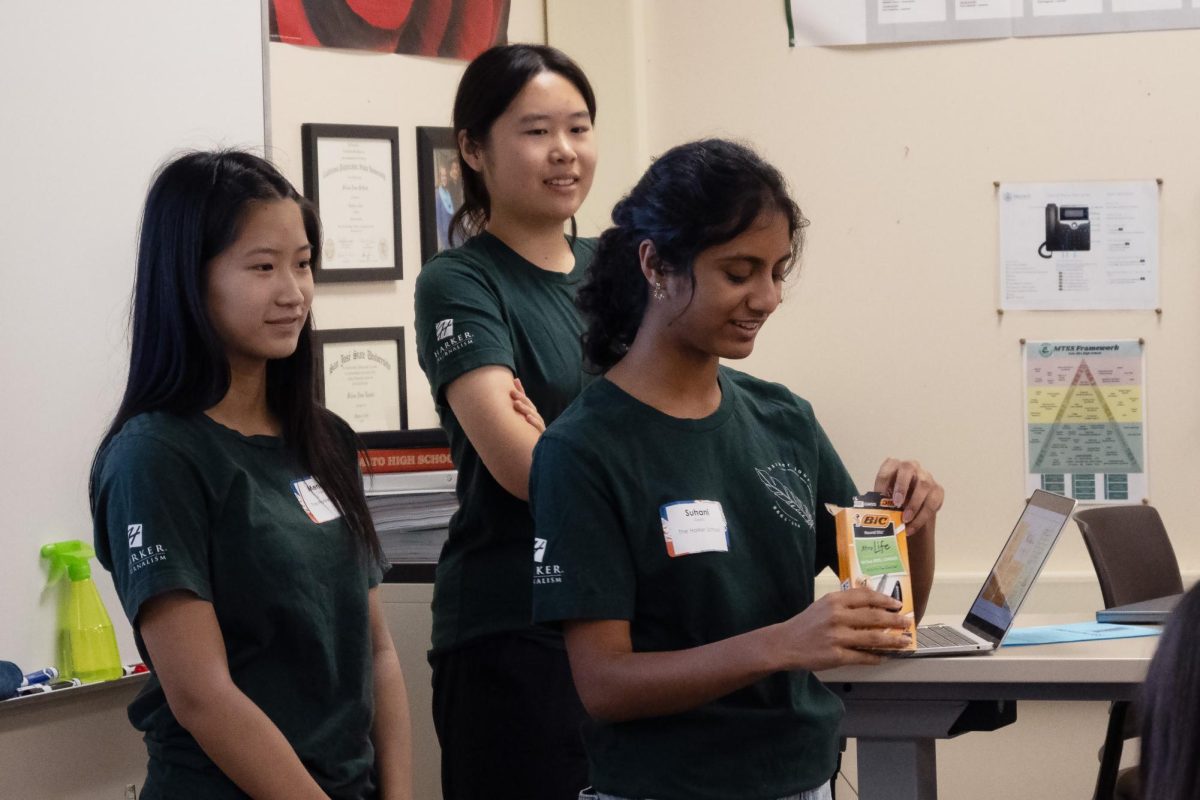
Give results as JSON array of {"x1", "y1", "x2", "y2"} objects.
[{"x1": 41, "y1": 540, "x2": 95, "y2": 583}]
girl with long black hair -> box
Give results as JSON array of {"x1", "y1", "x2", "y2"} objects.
[
  {"x1": 531, "y1": 139, "x2": 944, "y2": 800},
  {"x1": 90, "y1": 150, "x2": 411, "y2": 800},
  {"x1": 413, "y1": 43, "x2": 598, "y2": 799}
]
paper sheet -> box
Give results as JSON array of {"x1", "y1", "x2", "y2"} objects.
[
  {"x1": 1003, "y1": 622, "x2": 1161, "y2": 646},
  {"x1": 1023, "y1": 340, "x2": 1147, "y2": 504},
  {"x1": 999, "y1": 181, "x2": 1159, "y2": 311},
  {"x1": 788, "y1": 0, "x2": 1200, "y2": 46}
]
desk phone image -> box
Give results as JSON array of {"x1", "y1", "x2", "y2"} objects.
[{"x1": 1039, "y1": 203, "x2": 1091, "y2": 258}]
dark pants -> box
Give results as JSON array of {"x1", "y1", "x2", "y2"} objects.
[{"x1": 431, "y1": 632, "x2": 590, "y2": 800}]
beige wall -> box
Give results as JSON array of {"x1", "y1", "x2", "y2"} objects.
[
  {"x1": 266, "y1": 13, "x2": 546, "y2": 799},
  {"x1": 27, "y1": 3, "x2": 1191, "y2": 798},
  {"x1": 544, "y1": 5, "x2": 1193, "y2": 796},
  {"x1": 268, "y1": 1, "x2": 546, "y2": 431},
  {"x1": 550, "y1": 0, "x2": 1200, "y2": 595}
]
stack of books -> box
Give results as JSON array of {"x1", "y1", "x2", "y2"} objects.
[{"x1": 364, "y1": 470, "x2": 457, "y2": 573}]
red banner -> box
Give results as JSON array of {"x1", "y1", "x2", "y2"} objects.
[{"x1": 359, "y1": 447, "x2": 454, "y2": 473}]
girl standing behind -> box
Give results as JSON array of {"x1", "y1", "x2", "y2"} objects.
[
  {"x1": 91, "y1": 151, "x2": 411, "y2": 799},
  {"x1": 531, "y1": 139, "x2": 942, "y2": 800},
  {"x1": 414, "y1": 44, "x2": 598, "y2": 799}
]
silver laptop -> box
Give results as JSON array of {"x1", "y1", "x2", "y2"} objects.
[{"x1": 905, "y1": 489, "x2": 1077, "y2": 657}]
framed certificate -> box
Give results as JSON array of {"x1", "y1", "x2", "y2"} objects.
[
  {"x1": 301, "y1": 123, "x2": 402, "y2": 282},
  {"x1": 313, "y1": 327, "x2": 410, "y2": 446},
  {"x1": 416, "y1": 126, "x2": 463, "y2": 264}
]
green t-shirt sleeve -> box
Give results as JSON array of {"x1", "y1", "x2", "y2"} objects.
[
  {"x1": 93, "y1": 434, "x2": 213, "y2": 624},
  {"x1": 414, "y1": 257, "x2": 516, "y2": 402},
  {"x1": 530, "y1": 433, "x2": 636, "y2": 623},
  {"x1": 811, "y1": 414, "x2": 858, "y2": 575}
]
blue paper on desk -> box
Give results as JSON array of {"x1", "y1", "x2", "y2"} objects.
[{"x1": 1003, "y1": 622, "x2": 1161, "y2": 647}]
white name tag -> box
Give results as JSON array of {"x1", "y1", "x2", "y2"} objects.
[
  {"x1": 660, "y1": 500, "x2": 730, "y2": 557},
  {"x1": 292, "y1": 477, "x2": 342, "y2": 524}
]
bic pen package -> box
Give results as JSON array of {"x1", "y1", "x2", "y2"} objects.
[{"x1": 827, "y1": 492, "x2": 916, "y2": 651}]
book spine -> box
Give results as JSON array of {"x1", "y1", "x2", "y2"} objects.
[{"x1": 359, "y1": 447, "x2": 453, "y2": 474}]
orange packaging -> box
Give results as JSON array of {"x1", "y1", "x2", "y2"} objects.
[{"x1": 827, "y1": 492, "x2": 916, "y2": 651}]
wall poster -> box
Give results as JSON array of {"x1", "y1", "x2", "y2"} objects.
[{"x1": 1023, "y1": 340, "x2": 1147, "y2": 504}]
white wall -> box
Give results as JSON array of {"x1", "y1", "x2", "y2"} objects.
[{"x1": 0, "y1": 0, "x2": 265, "y2": 680}]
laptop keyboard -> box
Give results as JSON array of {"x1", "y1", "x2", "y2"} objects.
[{"x1": 916, "y1": 624, "x2": 978, "y2": 650}]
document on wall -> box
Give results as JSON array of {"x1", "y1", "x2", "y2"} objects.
[
  {"x1": 1023, "y1": 340, "x2": 1146, "y2": 504},
  {"x1": 787, "y1": 0, "x2": 1200, "y2": 46},
  {"x1": 998, "y1": 181, "x2": 1158, "y2": 311}
]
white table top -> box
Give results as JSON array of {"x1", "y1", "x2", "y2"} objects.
[{"x1": 817, "y1": 614, "x2": 1159, "y2": 687}]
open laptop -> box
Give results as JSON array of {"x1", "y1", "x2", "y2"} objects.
[{"x1": 905, "y1": 489, "x2": 1077, "y2": 657}]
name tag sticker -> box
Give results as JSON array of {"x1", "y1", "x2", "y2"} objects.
[
  {"x1": 292, "y1": 477, "x2": 342, "y2": 524},
  {"x1": 660, "y1": 500, "x2": 730, "y2": 557}
]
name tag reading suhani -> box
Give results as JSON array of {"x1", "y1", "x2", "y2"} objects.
[{"x1": 660, "y1": 500, "x2": 730, "y2": 557}]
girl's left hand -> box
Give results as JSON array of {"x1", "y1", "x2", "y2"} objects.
[
  {"x1": 510, "y1": 378, "x2": 545, "y2": 433},
  {"x1": 874, "y1": 458, "x2": 944, "y2": 535}
]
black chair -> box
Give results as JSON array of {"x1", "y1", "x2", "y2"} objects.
[{"x1": 1074, "y1": 505, "x2": 1184, "y2": 800}]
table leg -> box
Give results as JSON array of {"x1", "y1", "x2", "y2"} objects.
[{"x1": 855, "y1": 737, "x2": 938, "y2": 800}]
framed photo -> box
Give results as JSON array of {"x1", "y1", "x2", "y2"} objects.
[
  {"x1": 416, "y1": 126, "x2": 464, "y2": 264},
  {"x1": 313, "y1": 327, "x2": 412, "y2": 447},
  {"x1": 301, "y1": 123, "x2": 402, "y2": 283}
]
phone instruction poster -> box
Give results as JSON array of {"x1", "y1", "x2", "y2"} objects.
[
  {"x1": 999, "y1": 181, "x2": 1158, "y2": 310},
  {"x1": 787, "y1": 1, "x2": 1200, "y2": 47},
  {"x1": 1024, "y1": 340, "x2": 1146, "y2": 503}
]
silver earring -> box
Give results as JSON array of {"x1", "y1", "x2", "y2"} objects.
[{"x1": 652, "y1": 281, "x2": 666, "y2": 301}]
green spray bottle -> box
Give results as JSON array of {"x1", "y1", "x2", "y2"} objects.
[{"x1": 41, "y1": 540, "x2": 123, "y2": 683}]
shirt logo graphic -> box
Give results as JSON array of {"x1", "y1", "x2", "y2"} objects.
[
  {"x1": 756, "y1": 463, "x2": 815, "y2": 530},
  {"x1": 436, "y1": 319, "x2": 454, "y2": 341},
  {"x1": 128, "y1": 523, "x2": 169, "y2": 573},
  {"x1": 533, "y1": 537, "x2": 547, "y2": 563}
]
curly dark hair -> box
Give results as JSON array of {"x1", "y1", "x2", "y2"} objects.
[{"x1": 576, "y1": 138, "x2": 808, "y2": 372}]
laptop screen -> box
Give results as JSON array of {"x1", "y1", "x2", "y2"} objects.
[{"x1": 963, "y1": 490, "x2": 1076, "y2": 643}]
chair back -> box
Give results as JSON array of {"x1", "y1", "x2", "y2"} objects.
[{"x1": 1074, "y1": 505, "x2": 1183, "y2": 610}]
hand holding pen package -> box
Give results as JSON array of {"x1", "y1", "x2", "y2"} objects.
[{"x1": 827, "y1": 492, "x2": 916, "y2": 651}]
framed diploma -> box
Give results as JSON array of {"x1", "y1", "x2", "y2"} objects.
[
  {"x1": 416, "y1": 126, "x2": 463, "y2": 264},
  {"x1": 301, "y1": 123, "x2": 402, "y2": 283},
  {"x1": 313, "y1": 327, "x2": 410, "y2": 446}
]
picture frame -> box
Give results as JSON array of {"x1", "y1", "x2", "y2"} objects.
[
  {"x1": 301, "y1": 123, "x2": 403, "y2": 283},
  {"x1": 312, "y1": 326, "x2": 413, "y2": 447},
  {"x1": 416, "y1": 126, "x2": 464, "y2": 264}
]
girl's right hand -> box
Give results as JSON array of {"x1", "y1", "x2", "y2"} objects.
[
  {"x1": 769, "y1": 588, "x2": 913, "y2": 672},
  {"x1": 510, "y1": 377, "x2": 545, "y2": 433}
]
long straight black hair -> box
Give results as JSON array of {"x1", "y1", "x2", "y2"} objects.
[
  {"x1": 90, "y1": 150, "x2": 381, "y2": 561},
  {"x1": 448, "y1": 43, "x2": 596, "y2": 246},
  {"x1": 576, "y1": 138, "x2": 807, "y2": 373},
  {"x1": 1140, "y1": 582, "x2": 1200, "y2": 799}
]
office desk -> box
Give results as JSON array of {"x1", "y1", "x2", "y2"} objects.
[{"x1": 816, "y1": 616, "x2": 1159, "y2": 800}]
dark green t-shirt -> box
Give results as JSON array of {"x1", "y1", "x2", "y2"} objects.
[
  {"x1": 91, "y1": 412, "x2": 383, "y2": 800},
  {"x1": 414, "y1": 232, "x2": 597, "y2": 652},
  {"x1": 530, "y1": 368, "x2": 858, "y2": 800}
]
